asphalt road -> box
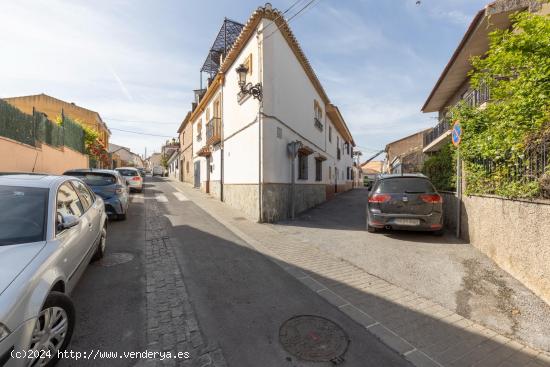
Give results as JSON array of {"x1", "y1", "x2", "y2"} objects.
[
  {"x1": 59, "y1": 187, "x2": 147, "y2": 367},
  {"x1": 60, "y1": 176, "x2": 411, "y2": 367},
  {"x1": 148, "y1": 177, "x2": 411, "y2": 367}
]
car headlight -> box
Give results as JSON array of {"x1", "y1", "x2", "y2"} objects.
[{"x1": 0, "y1": 323, "x2": 10, "y2": 342}]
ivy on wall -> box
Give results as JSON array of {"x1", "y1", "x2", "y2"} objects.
[
  {"x1": 422, "y1": 143, "x2": 456, "y2": 191},
  {"x1": 450, "y1": 9, "x2": 550, "y2": 198}
]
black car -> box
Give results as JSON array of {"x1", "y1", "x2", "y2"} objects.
[{"x1": 366, "y1": 173, "x2": 443, "y2": 234}]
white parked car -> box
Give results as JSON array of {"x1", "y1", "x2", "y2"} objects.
[
  {"x1": 115, "y1": 167, "x2": 143, "y2": 193},
  {"x1": 0, "y1": 174, "x2": 107, "y2": 367},
  {"x1": 152, "y1": 166, "x2": 165, "y2": 177}
]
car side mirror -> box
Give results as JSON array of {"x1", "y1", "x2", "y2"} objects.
[{"x1": 57, "y1": 214, "x2": 80, "y2": 231}]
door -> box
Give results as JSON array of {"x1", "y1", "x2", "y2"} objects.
[
  {"x1": 206, "y1": 157, "x2": 210, "y2": 194},
  {"x1": 194, "y1": 161, "x2": 200, "y2": 188}
]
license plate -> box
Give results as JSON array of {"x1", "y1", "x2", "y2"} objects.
[{"x1": 394, "y1": 218, "x2": 420, "y2": 226}]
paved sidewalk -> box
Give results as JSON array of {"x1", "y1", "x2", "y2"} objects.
[
  {"x1": 168, "y1": 179, "x2": 550, "y2": 367},
  {"x1": 142, "y1": 191, "x2": 226, "y2": 367}
]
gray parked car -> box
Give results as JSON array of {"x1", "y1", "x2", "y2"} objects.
[
  {"x1": 0, "y1": 173, "x2": 107, "y2": 366},
  {"x1": 366, "y1": 173, "x2": 444, "y2": 234}
]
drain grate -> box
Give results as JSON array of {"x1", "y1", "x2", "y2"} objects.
[
  {"x1": 99, "y1": 252, "x2": 134, "y2": 267},
  {"x1": 279, "y1": 315, "x2": 349, "y2": 364}
]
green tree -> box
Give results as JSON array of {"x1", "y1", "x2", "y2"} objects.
[{"x1": 451, "y1": 9, "x2": 550, "y2": 197}]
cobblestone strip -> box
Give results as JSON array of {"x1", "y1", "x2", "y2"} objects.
[
  {"x1": 143, "y1": 193, "x2": 226, "y2": 367},
  {"x1": 168, "y1": 180, "x2": 550, "y2": 367}
]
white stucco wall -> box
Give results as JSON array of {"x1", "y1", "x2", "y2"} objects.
[{"x1": 260, "y1": 19, "x2": 354, "y2": 186}]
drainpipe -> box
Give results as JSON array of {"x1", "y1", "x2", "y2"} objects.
[
  {"x1": 257, "y1": 25, "x2": 264, "y2": 222},
  {"x1": 220, "y1": 78, "x2": 225, "y2": 202}
]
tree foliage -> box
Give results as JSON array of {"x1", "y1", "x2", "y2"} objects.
[{"x1": 450, "y1": 10, "x2": 550, "y2": 197}]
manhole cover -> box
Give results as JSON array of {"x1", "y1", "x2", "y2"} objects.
[
  {"x1": 279, "y1": 315, "x2": 349, "y2": 363},
  {"x1": 99, "y1": 252, "x2": 134, "y2": 267}
]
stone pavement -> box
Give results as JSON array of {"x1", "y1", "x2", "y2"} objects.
[
  {"x1": 142, "y1": 191, "x2": 226, "y2": 367},
  {"x1": 167, "y1": 179, "x2": 550, "y2": 367}
]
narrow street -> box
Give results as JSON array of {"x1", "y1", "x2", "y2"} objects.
[{"x1": 61, "y1": 176, "x2": 411, "y2": 367}]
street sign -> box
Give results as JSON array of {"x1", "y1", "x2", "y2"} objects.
[{"x1": 451, "y1": 121, "x2": 462, "y2": 147}]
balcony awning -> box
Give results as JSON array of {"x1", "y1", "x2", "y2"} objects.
[
  {"x1": 197, "y1": 146, "x2": 211, "y2": 157},
  {"x1": 315, "y1": 153, "x2": 327, "y2": 161},
  {"x1": 298, "y1": 146, "x2": 314, "y2": 156}
]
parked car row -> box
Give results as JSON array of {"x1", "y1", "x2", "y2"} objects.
[
  {"x1": 0, "y1": 168, "x2": 145, "y2": 366},
  {"x1": 0, "y1": 173, "x2": 108, "y2": 367}
]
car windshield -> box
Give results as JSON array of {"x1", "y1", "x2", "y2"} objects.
[
  {"x1": 117, "y1": 169, "x2": 138, "y2": 177},
  {"x1": 65, "y1": 172, "x2": 116, "y2": 186},
  {"x1": 376, "y1": 178, "x2": 435, "y2": 194},
  {"x1": 0, "y1": 185, "x2": 48, "y2": 246}
]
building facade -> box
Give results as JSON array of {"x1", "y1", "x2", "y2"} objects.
[
  {"x1": 383, "y1": 130, "x2": 430, "y2": 174},
  {"x1": 421, "y1": 0, "x2": 549, "y2": 153},
  {"x1": 186, "y1": 5, "x2": 355, "y2": 222},
  {"x1": 4, "y1": 93, "x2": 110, "y2": 148},
  {"x1": 177, "y1": 112, "x2": 194, "y2": 184}
]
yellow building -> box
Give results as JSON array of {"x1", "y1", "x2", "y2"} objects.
[{"x1": 3, "y1": 93, "x2": 110, "y2": 148}]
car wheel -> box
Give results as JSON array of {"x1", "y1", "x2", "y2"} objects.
[
  {"x1": 28, "y1": 292, "x2": 75, "y2": 367},
  {"x1": 92, "y1": 227, "x2": 106, "y2": 262}
]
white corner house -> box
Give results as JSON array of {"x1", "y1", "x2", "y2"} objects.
[{"x1": 188, "y1": 4, "x2": 355, "y2": 222}]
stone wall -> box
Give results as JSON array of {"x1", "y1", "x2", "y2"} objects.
[
  {"x1": 262, "y1": 183, "x2": 326, "y2": 222},
  {"x1": 440, "y1": 191, "x2": 459, "y2": 233},
  {"x1": 460, "y1": 195, "x2": 550, "y2": 305},
  {"x1": 223, "y1": 184, "x2": 260, "y2": 222}
]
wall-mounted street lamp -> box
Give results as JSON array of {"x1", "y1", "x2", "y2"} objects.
[{"x1": 236, "y1": 64, "x2": 262, "y2": 101}]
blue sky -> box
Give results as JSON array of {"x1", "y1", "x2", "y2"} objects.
[{"x1": 0, "y1": 0, "x2": 487, "y2": 158}]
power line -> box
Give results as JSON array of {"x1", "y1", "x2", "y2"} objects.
[
  {"x1": 104, "y1": 117, "x2": 179, "y2": 125},
  {"x1": 109, "y1": 127, "x2": 175, "y2": 138},
  {"x1": 261, "y1": 0, "x2": 307, "y2": 33},
  {"x1": 263, "y1": 0, "x2": 322, "y2": 41}
]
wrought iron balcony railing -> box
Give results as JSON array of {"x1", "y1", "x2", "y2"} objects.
[{"x1": 424, "y1": 118, "x2": 451, "y2": 147}]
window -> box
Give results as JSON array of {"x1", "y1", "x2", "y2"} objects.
[
  {"x1": 329, "y1": 126, "x2": 332, "y2": 143},
  {"x1": 244, "y1": 53, "x2": 253, "y2": 75},
  {"x1": 72, "y1": 180, "x2": 94, "y2": 211},
  {"x1": 197, "y1": 120, "x2": 202, "y2": 141},
  {"x1": 346, "y1": 167, "x2": 350, "y2": 180},
  {"x1": 298, "y1": 153, "x2": 308, "y2": 180},
  {"x1": 314, "y1": 100, "x2": 323, "y2": 131},
  {"x1": 0, "y1": 186, "x2": 48, "y2": 245},
  {"x1": 315, "y1": 159, "x2": 322, "y2": 181},
  {"x1": 57, "y1": 183, "x2": 84, "y2": 219}
]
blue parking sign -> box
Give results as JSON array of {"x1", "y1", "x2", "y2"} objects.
[{"x1": 452, "y1": 121, "x2": 462, "y2": 146}]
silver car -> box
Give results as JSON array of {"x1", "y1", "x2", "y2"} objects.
[{"x1": 0, "y1": 174, "x2": 107, "y2": 367}]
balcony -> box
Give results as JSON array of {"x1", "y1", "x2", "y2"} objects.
[
  {"x1": 206, "y1": 117, "x2": 221, "y2": 145},
  {"x1": 423, "y1": 118, "x2": 451, "y2": 153}
]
